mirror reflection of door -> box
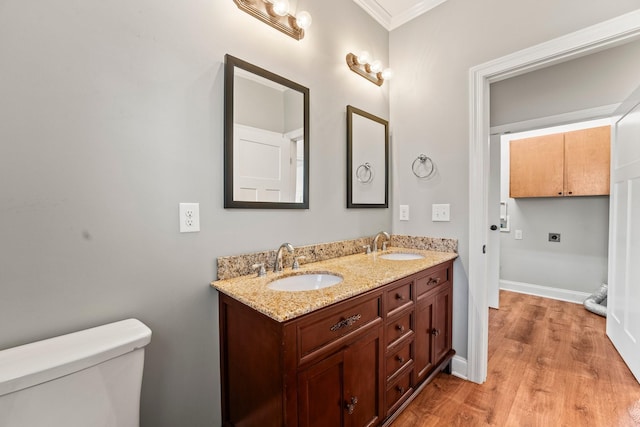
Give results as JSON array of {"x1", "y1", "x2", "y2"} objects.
[
  {"x1": 232, "y1": 69, "x2": 304, "y2": 203},
  {"x1": 352, "y1": 114, "x2": 386, "y2": 204}
]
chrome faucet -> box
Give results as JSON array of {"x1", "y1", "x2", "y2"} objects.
[
  {"x1": 372, "y1": 231, "x2": 390, "y2": 252},
  {"x1": 274, "y1": 242, "x2": 294, "y2": 272}
]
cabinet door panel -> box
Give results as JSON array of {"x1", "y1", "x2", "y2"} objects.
[
  {"x1": 298, "y1": 351, "x2": 345, "y2": 427},
  {"x1": 414, "y1": 295, "x2": 435, "y2": 383},
  {"x1": 344, "y1": 328, "x2": 382, "y2": 427},
  {"x1": 510, "y1": 134, "x2": 564, "y2": 197},
  {"x1": 433, "y1": 284, "x2": 452, "y2": 364},
  {"x1": 564, "y1": 126, "x2": 610, "y2": 196}
]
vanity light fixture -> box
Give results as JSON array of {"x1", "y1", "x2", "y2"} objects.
[
  {"x1": 232, "y1": 0, "x2": 312, "y2": 40},
  {"x1": 346, "y1": 51, "x2": 393, "y2": 86}
]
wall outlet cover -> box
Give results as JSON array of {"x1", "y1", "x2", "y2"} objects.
[
  {"x1": 399, "y1": 205, "x2": 410, "y2": 221},
  {"x1": 515, "y1": 229, "x2": 523, "y2": 240},
  {"x1": 179, "y1": 203, "x2": 200, "y2": 233}
]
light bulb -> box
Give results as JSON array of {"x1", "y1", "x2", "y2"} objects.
[
  {"x1": 369, "y1": 60, "x2": 383, "y2": 73},
  {"x1": 295, "y1": 11, "x2": 312, "y2": 29},
  {"x1": 357, "y1": 50, "x2": 371, "y2": 65},
  {"x1": 271, "y1": 0, "x2": 290, "y2": 17},
  {"x1": 381, "y1": 68, "x2": 394, "y2": 80}
]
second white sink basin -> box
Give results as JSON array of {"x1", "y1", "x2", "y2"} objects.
[
  {"x1": 379, "y1": 252, "x2": 425, "y2": 261},
  {"x1": 268, "y1": 273, "x2": 343, "y2": 292}
]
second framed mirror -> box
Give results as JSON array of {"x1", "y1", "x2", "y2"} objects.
[{"x1": 347, "y1": 105, "x2": 389, "y2": 208}]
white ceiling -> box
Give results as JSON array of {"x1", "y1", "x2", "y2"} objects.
[{"x1": 353, "y1": 0, "x2": 448, "y2": 31}]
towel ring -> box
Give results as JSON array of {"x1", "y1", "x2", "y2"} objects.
[
  {"x1": 356, "y1": 162, "x2": 374, "y2": 183},
  {"x1": 412, "y1": 154, "x2": 435, "y2": 179}
]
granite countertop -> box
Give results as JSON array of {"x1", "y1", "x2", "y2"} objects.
[{"x1": 211, "y1": 248, "x2": 457, "y2": 322}]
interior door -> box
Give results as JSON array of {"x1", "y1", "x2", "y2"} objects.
[
  {"x1": 607, "y1": 85, "x2": 640, "y2": 383},
  {"x1": 487, "y1": 134, "x2": 501, "y2": 308},
  {"x1": 234, "y1": 124, "x2": 290, "y2": 202}
]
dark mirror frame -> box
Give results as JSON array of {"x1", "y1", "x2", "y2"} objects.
[
  {"x1": 224, "y1": 54, "x2": 310, "y2": 209},
  {"x1": 347, "y1": 105, "x2": 389, "y2": 208}
]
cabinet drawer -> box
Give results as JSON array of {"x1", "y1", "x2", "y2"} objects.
[
  {"x1": 386, "y1": 369, "x2": 413, "y2": 416},
  {"x1": 385, "y1": 310, "x2": 413, "y2": 349},
  {"x1": 386, "y1": 340, "x2": 412, "y2": 381},
  {"x1": 416, "y1": 266, "x2": 449, "y2": 298},
  {"x1": 385, "y1": 279, "x2": 413, "y2": 317},
  {"x1": 298, "y1": 294, "x2": 382, "y2": 362}
]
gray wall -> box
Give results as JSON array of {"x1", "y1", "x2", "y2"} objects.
[
  {"x1": 389, "y1": 0, "x2": 640, "y2": 360},
  {"x1": 500, "y1": 131, "x2": 610, "y2": 293},
  {"x1": 491, "y1": 39, "x2": 640, "y2": 127},
  {"x1": 0, "y1": 1, "x2": 390, "y2": 426}
]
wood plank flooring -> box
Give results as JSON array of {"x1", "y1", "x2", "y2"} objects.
[{"x1": 391, "y1": 290, "x2": 640, "y2": 426}]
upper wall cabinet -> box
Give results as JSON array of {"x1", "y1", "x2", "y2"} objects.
[{"x1": 510, "y1": 126, "x2": 611, "y2": 198}]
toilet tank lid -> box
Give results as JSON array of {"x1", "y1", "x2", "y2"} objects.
[{"x1": 0, "y1": 318, "x2": 151, "y2": 397}]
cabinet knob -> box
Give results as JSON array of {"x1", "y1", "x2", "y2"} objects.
[
  {"x1": 396, "y1": 355, "x2": 405, "y2": 363},
  {"x1": 558, "y1": 192, "x2": 562, "y2": 195},
  {"x1": 396, "y1": 324, "x2": 405, "y2": 333},
  {"x1": 395, "y1": 293, "x2": 405, "y2": 300},
  {"x1": 345, "y1": 396, "x2": 358, "y2": 415},
  {"x1": 396, "y1": 386, "x2": 405, "y2": 394},
  {"x1": 431, "y1": 328, "x2": 440, "y2": 336}
]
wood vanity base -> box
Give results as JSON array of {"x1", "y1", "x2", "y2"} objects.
[{"x1": 219, "y1": 259, "x2": 454, "y2": 427}]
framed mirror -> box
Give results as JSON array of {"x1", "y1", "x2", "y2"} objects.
[
  {"x1": 347, "y1": 105, "x2": 389, "y2": 208},
  {"x1": 224, "y1": 54, "x2": 309, "y2": 209}
]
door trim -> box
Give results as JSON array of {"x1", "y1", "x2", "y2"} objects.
[{"x1": 467, "y1": 9, "x2": 640, "y2": 384}]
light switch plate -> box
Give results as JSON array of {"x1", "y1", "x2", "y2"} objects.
[
  {"x1": 399, "y1": 205, "x2": 410, "y2": 221},
  {"x1": 432, "y1": 204, "x2": 450, "y2": 222},
  {"x1": 179, "y1": 203, "x2": 200, "y2": 233},
  {"x1": 515, "y1": 229, "x2": 523, "y2": 240}
]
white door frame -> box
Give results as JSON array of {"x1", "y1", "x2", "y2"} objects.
[{"x1": 467, "y1": 9, "x2": 640, "y2": 384}]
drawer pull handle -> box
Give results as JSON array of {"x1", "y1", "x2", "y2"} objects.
[
  {"x1": 427, "y1": 277, "x2": 441, "y2": 286},
  {"x1": 431, "y1": 328, "x2": 440, "y2": 336},
  {"x1": 395, "y1": 293, "x2": 405, "y2": 300},
  {"x1": 396, "y1": 386, "x2": 405, "y2": 394},
  {"x1": 396, "y1": 324, "x2": 405, "y2": 332},
  {"x1": 345, "y1": 396, "x2": 358, "y2": 415},
  {"x1": 396, "y1": 356, "x2": 405, "y2": 363},
  {"x1": 330, "y1": 314, "x2": 362, "y2": 331}
]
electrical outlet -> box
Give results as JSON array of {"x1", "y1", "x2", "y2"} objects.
[
  {"x1": 399, "y1": 205, "x2": 410, "y2": 221},
  {"x1": 432, "y1": 204, "x2": 450, "y2": 222},
  {"x1": 515, "y1": 229, "x2": 523, "y2": 240},
  {"x1": 179, "y1": 203, "x2": 200, "y2": 233},
  {"x1": 549, "y1": 233, "x2": 561, "y2": 242}
]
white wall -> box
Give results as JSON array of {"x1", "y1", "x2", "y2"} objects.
[
  {"x1": 389, "y1": 0, "x2": 640, "y2": 360},
  {"x1": 499, "y1": 122, "x2": 611, "y2": 294},
  {"x1": 0, "y1": 1, "x2": 390, "y2": 426}
]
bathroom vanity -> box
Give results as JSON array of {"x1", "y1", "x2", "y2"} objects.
[{"x1": 214, "y1": 250, "x2": 456, "y2": 427}]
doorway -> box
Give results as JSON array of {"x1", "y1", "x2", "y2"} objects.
[{"x1": 467, "y1": 10, "x2": 640, "y2": 384}]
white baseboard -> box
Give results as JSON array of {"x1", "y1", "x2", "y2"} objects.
[
  {"x1": 500, "y1": 280, "x2": 590, "y2": 304},
  {"x1": 450, "y1": 355, "x2": 468, "y2": 380}
]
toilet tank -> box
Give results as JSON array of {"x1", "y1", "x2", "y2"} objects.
[{"x1": 0, "y1": 318, "x2": 152, "y2": 427}]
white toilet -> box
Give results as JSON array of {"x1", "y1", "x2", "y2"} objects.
[{"x1": 0, "y1": 318, "x2": 152, "y2": 427}]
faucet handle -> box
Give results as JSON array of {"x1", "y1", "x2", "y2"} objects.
[
  {"x1": 252, "y1": 263, "x2": 266, "y2": 277},
  {"x1": 363, "y1": 245, "x2": 371, "y2": 255},
  {"x1": 292, "y1": 256, "x2": 306, "y2": 270}
]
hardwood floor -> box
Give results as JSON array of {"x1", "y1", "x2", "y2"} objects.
[{"x1": 391, "y1": 290, "x2": 640, "y2": 426}]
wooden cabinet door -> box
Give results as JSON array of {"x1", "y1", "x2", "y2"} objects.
[
  {"x1": 564, "y1": 126, "x2": 610, "y2": 196},
  {"x1": 510, "y1": 133, "x2": 564, "y2": 197},
  {"x1": 414, "y1": 294, "x2": 435, "y2": 384},
  {"x1": 344, "y1": 327, "x2": 383, "y2": 427},
  {"x1": 433, "y1": 284, "x2": 453, "y2": 364},
  {"x1": 298, "y1": 327, "x2": 382, "y2": 427},
  {"x1": 298, "y1": 351, "x2": 345, "y2": 427}
]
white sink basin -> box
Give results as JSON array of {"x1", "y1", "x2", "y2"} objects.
[
  {"x1": 268, "y1": 273, "x2": 343, "y2": 292},
  {"x1": 378, "y1": 252, "x2": 425, "y2": 261}
]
